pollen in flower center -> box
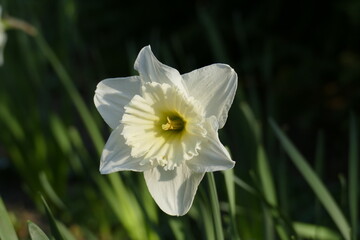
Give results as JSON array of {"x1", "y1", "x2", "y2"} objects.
[{"x1": 162, "y1": 115, "x2": 185, "y2": 131}]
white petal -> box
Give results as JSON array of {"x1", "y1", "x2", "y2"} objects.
[
  {"x1": 94, "y1": 76, "x2": 141, "y2": 129},
  {"x1": 182, "y1": 64, "x2": 237, "y2": 128},
  {"x1": 100, "y1": 125, "x2": 152, "y2": 174},
  {"x1": 187, "y1": 117, "x2": 235, "y2": 172},
  {"x1": 134, "y1": 46, "x2": 186, "y2": 93},
  {"x1": 144, "y1": 164, "x2": 204, "y2": 216}
]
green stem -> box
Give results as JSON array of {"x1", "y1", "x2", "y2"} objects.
[
  {"x1": 207, "y1": 172, "x2": 224, "y2": 240},
  {"x1": 224, "y1": 169, "x2": 241, "y2": 240}
]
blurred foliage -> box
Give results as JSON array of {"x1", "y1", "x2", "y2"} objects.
[{"x1": 0, "y1": 0, "x2": 359, "y2": 239}]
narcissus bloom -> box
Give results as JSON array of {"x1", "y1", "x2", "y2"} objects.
[
  {"x1": 0, "y1": 6, "x2": 7, "y2": 66},
  {"x1": 95, "y1": 46, "x2": 237, "y2": 216}
]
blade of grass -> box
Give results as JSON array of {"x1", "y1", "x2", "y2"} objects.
[
  {"x1": 35, "y1": 32, "x2": 153, "y2": 239},
  {"x1": 108, "y1": 174, "x2": 146, "y2": 240},
  {"x1": 293, "y1": 222, "x2": 341, "y2": 240},
  {"x1": 277, "y1": 149, "x2": 289, "y2": 217},
  {"x1": 257, "y1": 145, "x2": 276, "y2": 240},
  {"x1": 257, "y1": 145, "x2": 277, "y2": 207},
  {"x1": 339, "y1": 174, "x2": 347, "y2": 211},
  {"x1": 51, "y1": 117, "x2": 83, "y2": 173},
  {"x1": 0, "y1": 104, "x2": 25, "y2": 141},
  {"x1": 241, "y1": 102, "x2": 288, "y2": 240},
  {"x1": 41, "y1": 195, "x2": 64, "y2": 240},
  {"x1": 274, "y1": 225, "x2": 288, "y2": 240},
  {"x1": 57, "y1": 221, "x2": 77, "y2": 240},
  {"x1": 270, "y1": 119, "x2": 351, "y2": 240},
  {"x1": 239, "y1": 102, "x2": 261, "y2": 142},
  {"x1": 39, "y1": 172, "x2": 66, "y2": 209},
  {"x1": 35, "y1": 33, "x2": 104, "y2": 154},
  {"x1": 233, "y1": 175, "x2": 257, "y2": 195},
  {"x1": 136, "y1": 176, "x2": 160, "y2": 240},
  {"x1": 207, "y1": 172, "x2": 224, "y2": 240},
  {"x1": 28, "y1": 221, "x2": 49, "y2": 240},
  {"x1": 169, "y1": 219, "x2": 185, "y2": 240},
  {"x1": 262, "y1": 207, "x2": 274, "y2": 240},
  {"x1": 314, "y1": 130, "x2": 325, "y2": 227},
  {"x1": 349, "y1": 113, "x2": 358, "y2": 240},
  {"x1": 96, "y1": 173, "x2": 147, "y2": 240},
  {"x1": 197, "y1": 193, "x2": 215, "y2": 240},
  {"x1": 50, "y1": 114, "x2": 71, "y2": 156},
  {"x1": 224, "y1": 168, "x2": 240, "y2": 240},
  {"x1": 249, "y1": 171, "x2": 296, "y2": 240},
  {"x1": 0, "y1": 197, "x2": 18, "y2": 240},
  {"x1": 201, "y1": 203, "x2": 216, "y2": 240}
]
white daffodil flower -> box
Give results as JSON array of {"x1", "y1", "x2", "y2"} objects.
[
  {"x1": 0, "y1": 6, "x2": 7, "y2": 66},
  {"x1": 94, "y1": 46, "x2": 237, "y2": 216}
]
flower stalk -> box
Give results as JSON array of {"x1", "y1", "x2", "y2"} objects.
[{"x1": 3, "y1": 16, "x2": 37, "y2": 36}]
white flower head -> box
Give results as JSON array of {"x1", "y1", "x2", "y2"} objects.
[
  {"x1": 94, "y1": 46, "x2": 237, "y2": 216},
  {"x1": 0, "y1": 6, "x2": 7, "y2": 66}
]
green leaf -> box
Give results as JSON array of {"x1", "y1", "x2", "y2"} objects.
[
  {"x1": 28, "y1": 221, "x2": 49, "y2": 240},
  {"x1": 96, "y1": 174, "x2": 147, "y2": 240},
  {"x1": 294, "y1": 222, "x2": 341, "y2": 240},
  {"x1": 41, "y1": 195, "x2": 64, "y2": 240},
  {"x1": 39, "y1": 172, "x2": 66, "y2": 209},
  {"x1": 57, "y1": 221, "x2": 77, "y2": 240},
  {"x1": 35, "y1": 34, "x2": 104, "y2": 155},
  {"x1": 207, "y1": 172, "x2": 224, "y2": 240},
  {"x1": 0, "y1": 104, "x2": 24, "y2": 141},
  {"x1": 50, "y1": 114, "x2": 71, "y2": 155},
  {"x1": 270, "y1": 119, "x2": 351, "y2": 240},
  {"x1": 257, "y1": 145, "x2": 277, "y2": 240},
  {"x1": 0, "y1": 197, "x2": 18, "y2": 240},
  {"x1": 314, "y1": 131, "x2": 325, "y2": 224},
  {"x1": 233, "y1": 176, "x2": 256, "y2": 195},
  {"x1": 240, "y1": 102, "x2": 286, "y2": 240},
  {"x1": 257, "y1": 145, "x2": 277, "y2": 206},
  {"x1": 349, "y1": 113, "x2": 358, "y2": 240},
  {"x1": 169, "y1": 219, "x2": 185, "y2": 240},
  {"x1": 224, "y1": 168, "x2": 240, "y2": 240},
  {"x1": 239, "y1": 102, "x2": 261, "y2": 142},
  {"x1": 198, "y1": 197, "x2": 215, "y2": 240}
]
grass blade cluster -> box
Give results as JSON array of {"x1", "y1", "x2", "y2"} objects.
[{"x1": 270, "y1": 119, "x2": 351, "y2": 240}]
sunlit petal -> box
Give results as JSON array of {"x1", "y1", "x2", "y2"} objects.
[
  {"x1": 100, "y1": 125, "x2": 152, "y2": 174},
  {"x1": 182, "y1": 64, "x2": 237, "y2": 128},
  {"x1": 94, "y1": 76, "x2": 141, "y2": 129},
  {"x1": 134, "y1": 46, "x2": 187, "y2": 93},
  {"x1": 144, "y1": 164, "x2": 205, "y2": 216},
  {"x1": 187, "y1": 117, "x2": 235, "y2": 172}
]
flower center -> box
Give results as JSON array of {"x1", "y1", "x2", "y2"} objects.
[
  {"x1": 121, "y1": 82, "x2": 207, "y2": 170},
  {"x1": 162, "y1": 115, "x2": 185, "y2": 131}
]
